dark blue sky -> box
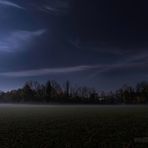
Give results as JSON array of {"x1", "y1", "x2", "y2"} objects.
[{"x1": 0, "y1": 0, "x2": 148, "y2": 91}]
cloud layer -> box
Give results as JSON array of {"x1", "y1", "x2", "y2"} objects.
[
  {"x1": 0, "y1": 65, "x2": 101, "y2": 77},
  {"x1": 0, "y1": 29, "x2": 46, "y2": 52},
  {"x1": 39, "y1": 0, "x2": 69, "y2": 15},
  {"x1": 0, "y1": 0, "x2": 24, "y2": 9}
]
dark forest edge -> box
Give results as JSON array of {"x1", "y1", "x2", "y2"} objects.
[{"x1": 1, "y1": 80, "x2": 148, "y2": 104}]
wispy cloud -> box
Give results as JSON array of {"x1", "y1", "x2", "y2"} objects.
[
  {"x1": 0, "y1": 0, "x2": 24, "y2": 9},
  {"x1": 0, "y1": 65, "x2": 102, "y2": 77},
  {"x1": 43, "y1": 5, "x2": 59, "y2": 13},
  {"x1": 0, "y1": 29, "x2": 46, "y2": 52},
  {"x1": 69, "y1": 38, "x2": 81, "y2": 49},
  {"x1": 4, "y1": 62, "x2": 143, "y2": 78},
  {"x1": 84, "y1": 51, "x2": 148, "y2": 79},
  {"x1": 39, "y1": 0, "x2": 69, "y2": 15}
]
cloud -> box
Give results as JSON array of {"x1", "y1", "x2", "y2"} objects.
[
  {"x1": 43, "y1": 5, "x2": 59, "y2": 13},
  {"x1": 0, "y1": 0, "x2": 24, "y2": 9},
  {"x1": 39, "y1": 0, "x2": 69, "y2": 15},
  {"x1": 87, "y1": 53, "x2": 148, "y2": 79},
  {"x1": 2, "y1": 61, "x2": 146, "y2": 79},
  {"x1": 0, "y1": 65, "x2": 102, "y2": 77},
  {"x1": 69, "y1": 38, "x2": 81, "y2": 49},
  {"x1": 0, "y1": 29, "x2": 46, "y2": 52}
]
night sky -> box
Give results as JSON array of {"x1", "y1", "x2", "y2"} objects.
[{"x1": 0, "y1": 0, "x2": 148, "y2": 91}]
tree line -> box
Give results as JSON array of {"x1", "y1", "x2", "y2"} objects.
[{"x1": 0, "y1": 80, "x2": 148, "y2": 104}]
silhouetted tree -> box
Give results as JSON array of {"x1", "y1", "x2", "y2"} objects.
[
  {"x1": 65, "y1": 80, "x2": 70, "y2": 97},
  {"x1": 1, "y1": 80, "x2": 148, "y2": 104},
  {"x1": 21, "y1": 83, "x2": 34, "y2": 102}
]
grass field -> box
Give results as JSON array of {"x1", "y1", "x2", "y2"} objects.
[{"x1": 0, "y1": 105, "x2": 148, "y2": 148}]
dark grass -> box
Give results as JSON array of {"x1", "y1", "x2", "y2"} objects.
[{"x1": 0, "y1": 105, "x2": 148, "y2": 147}]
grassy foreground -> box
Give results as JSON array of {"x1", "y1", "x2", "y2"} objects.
[{"x1": 0, "y1": 105, "x2": 148, "y2": 148}]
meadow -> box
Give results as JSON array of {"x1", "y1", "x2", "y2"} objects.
[{"x1": 0, "y1": 105, "x2": 148, "y2": 148}]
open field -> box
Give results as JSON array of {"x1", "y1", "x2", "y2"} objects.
[{"x1": 0, "y1": 105, "x2": 148, "y2": 147}]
